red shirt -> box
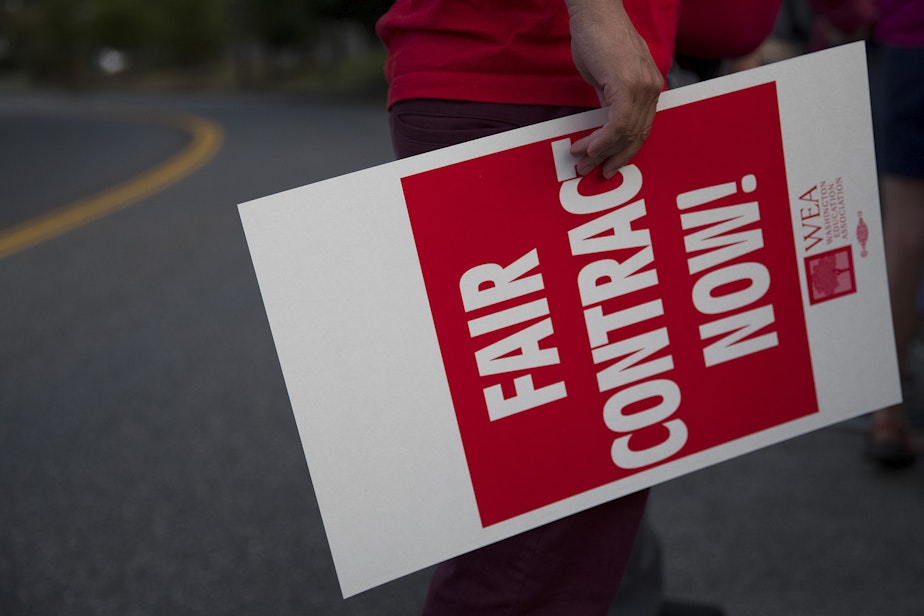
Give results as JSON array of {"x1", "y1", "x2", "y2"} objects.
[
  {"x1": 376, "y1": 0, "x2": 681, "y2": 109},
  {"x1": 675, "y1": 0, "x2": 782, "y2": 60}
]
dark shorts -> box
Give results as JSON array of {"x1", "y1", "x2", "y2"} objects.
[
  {"x1": 389, "y1": 99, "x2": 594, "y2": 159},
  {"x1": 871, "y1": 43, "x2": 924, "y2": 179},
  {"x1": 388, "y1": 98, "x2": 649, "y2": 615}
]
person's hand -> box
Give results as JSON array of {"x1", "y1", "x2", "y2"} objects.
[{"x1": 565, "y1": 0, "x2": 664, "y2": 178}]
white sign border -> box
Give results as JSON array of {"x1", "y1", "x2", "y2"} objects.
[{"x1": 239, "y1": 43, "x2": 900, "y2": 597}]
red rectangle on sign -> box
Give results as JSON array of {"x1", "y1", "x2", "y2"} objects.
[{"x1": 401, "y1": 84, "x2": 818, "y2": 527}]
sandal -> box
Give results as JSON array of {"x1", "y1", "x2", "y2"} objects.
[{"x1": 867, "y1": 407, "x2": 919, "y2": 469}]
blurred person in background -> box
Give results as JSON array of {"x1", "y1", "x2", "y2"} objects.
[
  {"x1": 865, "y1": 0, "x2": 924, "y2": 468},
  {"x1": 790, "y1": 0, "x2": 922, "y2": 468}
]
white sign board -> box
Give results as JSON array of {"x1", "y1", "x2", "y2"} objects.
[{"x1": 239, "y1": 43, "x2": 899, "y2": 597}]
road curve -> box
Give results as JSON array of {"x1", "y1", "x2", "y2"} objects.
[{"x1": 0, "y1": 110, "x2": 223, "y2": 259}]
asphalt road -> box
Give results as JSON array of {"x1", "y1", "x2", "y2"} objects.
[{"x1": 1, "y1": 90, "x2": 922, "y2": 616}]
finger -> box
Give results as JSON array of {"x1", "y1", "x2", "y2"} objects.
[
  {"x1": 570, "y1": 133, "x2": 592, "y2": 158},
  {"x1": 600, "y1": 148, "x2": 635, "y2": 179},
  {"x1": 570, "y1": 97, "x2": 655, "y2": 176},
  {"x1": 597, "y1": 106, "x2": 656, "y2": 177},
  {"x1": 576, "y1": 125, "x2": 631, "y2": 176},
  {"x1": 570, "y1": 133, "x2": 600, "y2": 176},
  {"x1": 576, "y1": 154, "x2": 600, "y2": 176},
  {"x1": 598, "y1": 130, "x2": 649, "y2": 178}
]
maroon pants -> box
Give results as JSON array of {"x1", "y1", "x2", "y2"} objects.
[{"x1": 389, "y1": 98, "x2": 650, "y2": 616}]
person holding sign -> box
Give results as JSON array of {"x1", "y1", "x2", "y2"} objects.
[{"x1": 377, "y1": 0, "x2": 679, "y2": 613}]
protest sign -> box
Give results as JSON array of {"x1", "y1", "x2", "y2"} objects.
[{"x1": 239, "y1": 43, "x2": 900, "y2": 597}]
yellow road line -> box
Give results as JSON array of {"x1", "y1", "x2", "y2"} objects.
[{"x1": 0, "y1": 110, "x2": 224, "y2": 260}]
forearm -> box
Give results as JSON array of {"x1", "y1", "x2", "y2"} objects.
[
  {"x1": 564, "y1": 0, "x2": 625, "y2": 17},
  {"x1": 563, "y1": 0, "x2": 664, "y2": 177}
]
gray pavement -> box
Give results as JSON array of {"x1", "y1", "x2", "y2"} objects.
[{"x1": 1, "y1": 90, "x2": 922, "y2": 616}]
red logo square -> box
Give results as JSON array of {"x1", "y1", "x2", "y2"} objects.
[{"x1": 805, "y1": 246, "x2": 856, "y2": 304}]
